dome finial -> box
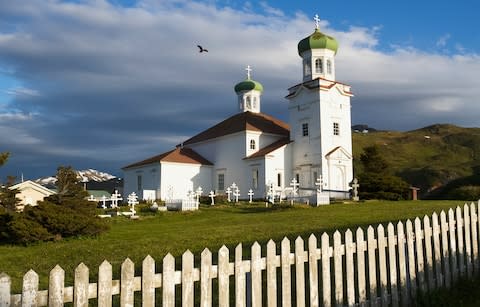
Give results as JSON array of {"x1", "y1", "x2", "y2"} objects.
[
  {"x1": 314, "y1": 14, "x2": 320, "y2": 30},
  {"x1": 245, "y1": 65, "x2": 252, "y2": 80}
]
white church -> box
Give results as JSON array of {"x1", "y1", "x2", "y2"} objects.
[{"x1": 123, "y1": 17, "x2": 354, "y2": 202}]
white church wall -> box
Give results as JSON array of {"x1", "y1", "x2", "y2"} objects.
[
  {"x1": 187, "y1": 131, "x2": 287, "y2": 196},
  {"x1": 123, "y1": 163, "x2": 161, "y2": 200},
  {"x1": 187, "y1": 132, "x2": 248, "y2": 194},
  {"x1": 159, "y1": 162, "x2": 212, "y2": 200},
  {"x1": 288, "y1": 84, "x2": 353, "y2": 193},
  {"x1": 288, "y1": 89, "x2": 322, "y2": 188},
  {"x1": 264, "y1": 143, "x2": 292, "y2": 196},
  {"x1": 244, "y1": 159, "x2": 265, "y2": 198},
  {"x1": 319, "y1": 87, "x2": 353, "y2": 191}
]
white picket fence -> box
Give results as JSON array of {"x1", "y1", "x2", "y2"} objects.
[{"x1": 1, "y1": 202, "x2": 480, "y2": 306}]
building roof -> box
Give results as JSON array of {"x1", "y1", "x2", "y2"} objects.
[
  {"x1": 9, "y1": 180, "x2": 56, "y2": 196},
  {"x1": 298, "y1": 28, "x2": 338, "y2": 55},
  {"x1": 182, "y1": 111, "x2": 290, "y2": 146},
  {"x1": 123, "y1": 147, "x2": 213, "y2": 169},
  {"x1": 234, "y1": 78, "x2": 264, "y2": 93},
  {"x1": 244, "y1": 138, "x2": 291, "y2": 160}
]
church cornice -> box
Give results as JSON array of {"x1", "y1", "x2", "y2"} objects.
[{"x1": 285, "y1": 77, "x2": 353, "y2": 99}]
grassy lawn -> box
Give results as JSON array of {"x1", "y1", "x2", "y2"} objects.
[{"x1": 0, "y1": 200, "x2": 472, "y2": 292}]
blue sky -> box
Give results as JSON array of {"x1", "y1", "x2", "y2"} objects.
[{"x1": 0, "y1": 0, "x2": 479, "y2": 179}]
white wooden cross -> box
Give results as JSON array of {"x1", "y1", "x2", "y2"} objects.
[
  {"x1": 127, "y1": 192, "x2": 139, "y2": 216},
  {"x1": 234, "y1": 187, "x2": 240, "y2": 203},
  {"x1": 315, "y1": 175, "x2": 324, "y2": 193},
  {"x1": 195, "y1": 186, "x2": 203, "y2": 204},
  {"x1": 248, "y1": 189, "x2": 254, "y2": 203},
  {"x1": 101, "y1": 195, "x2": 107, "y2": 209},
  {"x1": 267, "y1": 183, "x2": 275, "y2": 204},
  {"x1": 226, "y1": 187, "x2": 232, "y2": 202},
  {"x1": 314, "y1": 14, "x2": 320, "y2": 29},
  {"x1": 246, "y1": 65, "x2": 252, "y2": 79},
  {"x1": 290, "y1": 178, "x2": 299, "y2": 197},
  {"x1": 209, "y1": 190, "x2": 216, "y2": 205},
  {"x1": 110, "y1": 190, "x2": 122, "y2": 208}
]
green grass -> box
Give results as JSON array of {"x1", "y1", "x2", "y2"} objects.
[
  {"x1": 352, "y1": 124, "x2": 480, "y2": 196},
  {"x1": 0, "y1": 200, "x2": 472, "y2": 293}
]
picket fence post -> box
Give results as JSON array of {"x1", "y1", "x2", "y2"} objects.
[
  {"x1": 0, "y1": 273, "x2": 11, "y2": 307},
  {"x1": 294, "y1": 236, "x2": 306, "y2": 307},
  {"x1": 142, "y1": 255, "x2": 156, "y2": 307}
]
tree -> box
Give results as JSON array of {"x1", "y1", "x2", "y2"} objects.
[
  {"x1": 0, "y1": 152, "x2": 19, "y2": 211},
  {"x1": 359, "y1": 145, "x2": 389, "y2": 174},
  {"x1": 357, "y1": 145, "x2": 410, "y2": 200},
  {"x1": 0, "y1": 152, "x2": 8, "y2": 167},
  {"x1": 48, "y1": 166, "x2": 88, "y2": 203}
]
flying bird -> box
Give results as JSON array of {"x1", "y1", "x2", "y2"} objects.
[{"x1": 197, "y1": 45, "x2": 208, "y2": 53}]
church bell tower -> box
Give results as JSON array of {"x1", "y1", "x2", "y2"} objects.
[
  {"x1": 286, "y1": 15, "x2": 354, "y2": 198},
  {"x1": 234, "y1": 65, "x2": 263, "y2": 113}
]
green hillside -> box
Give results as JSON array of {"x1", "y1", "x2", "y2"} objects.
[{"x1": 352, "y1": 124, "x2": 480, "y2": 199}]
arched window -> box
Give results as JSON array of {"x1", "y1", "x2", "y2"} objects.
[
  {"x1": 303, "y1": 59, "x2": 311, "y2": 77},
  {"x1": 250, "y1": 139, "x2": 256, "y2": 150},
  {"x1": 246, "y1": 96, "x2": 251, "y2": 109},
  {"x1": 315, "y1": 58, "x2": 323, "y2": 74},
  {"x1": 326, "y1": 60, "x2": 332, "y2": 74}
]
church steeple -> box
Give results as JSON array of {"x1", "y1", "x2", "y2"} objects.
[
  {"x1": 298, "y1": 14, "x2": 338, "y2": 82},
  {"x1": 234, "y1": 65, "x2": 263, "y2": 113}
]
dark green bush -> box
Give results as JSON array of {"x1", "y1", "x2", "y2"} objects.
[
  {"x1": 1, "y1": 200, "x2": 109, "y2": 245},
  {"x1": 5, "y1": 215, "x2": 52, "y2": 244},
  {"x1": 358, "y1": 173, "x2": 410, "y2": 200}
]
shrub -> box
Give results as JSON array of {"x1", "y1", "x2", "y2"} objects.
[{"x1": 358, "y1": 173, "x2": 410, "y2": 200}]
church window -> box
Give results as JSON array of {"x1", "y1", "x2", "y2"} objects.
[
  {"x1": 315, "y1": 58, "x2": 323, "y2": 74},
  {"x1": 277, "y1": 173, "x2": 282, "y2": 187},
  {"x1": 252, "y1": 169, "x2": 258, "y2": 189},
  {"x1": 295, "y1": 173, "x2": 300, "y2": 185},
  {"x1": 333, "y1": 122, "x2": 340, "y2": 135},
  {"x1": 137, "y1": 175, "x2": 142, "y2": 191},
  {"x1": 302, "y1": 123, "x2": 309, "y2": 137},
  {"x1": 326, "y1": 60, "x2": 332, "y2": 74},
  {"x1": 250, "y1": 139, "x2": 256, "y2": 150},
  {"x1": 217, "y1": 173, "x2": 225, "y2": 191},
  {"x1": 313, "y1": 171, "x2": 318, "y2": 182},
  {"x1": 303, "y1": 59, "x2": 311, "y2": 77}
]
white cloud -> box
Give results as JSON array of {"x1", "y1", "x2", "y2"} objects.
[
  {"x1": 0, "y1": 0, "x2": 479, "y2": 177},
  {"x1": 5, "y1": 87, "x2": 40, "y2": 97},
  {"x1": 436, "y1": 33, "x2": 450, "y2": 48}
]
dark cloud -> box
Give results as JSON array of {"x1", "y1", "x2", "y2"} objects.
[{"x1": 0, "y1": 1, "x2": 479, "y2": 179}]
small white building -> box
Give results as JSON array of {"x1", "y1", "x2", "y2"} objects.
[
  {"x1": 123, "y1": 17, "x2": 354, "y2": 201},
  {"x1": 9, "y1": 180, "x2": 56, "y2": 211}
]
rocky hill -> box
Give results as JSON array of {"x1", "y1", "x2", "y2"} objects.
[{"x1": 353, "y1": 124, "x2": 480, "y2": 199}]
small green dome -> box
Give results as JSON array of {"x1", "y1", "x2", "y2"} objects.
[
  {"x1": 298, "y1": 29, "x2": 338, "y2": 55},
  {"x1": 234, "y1": 78, "x2": 264, "y2": 93}
]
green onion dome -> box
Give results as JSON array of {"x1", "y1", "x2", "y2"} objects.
[
  {"x1": 234, "y1": 78, "x2": 264, "y2": 93},
  {"x1": 297, "y1": 28, "x2": 338, "y2": 55}
]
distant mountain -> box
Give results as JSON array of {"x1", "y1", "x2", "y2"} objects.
[
  {"x1": 34, "y1": 169, "x2": 116, "y2": 188},
  {"x1": 353, "y1": 124, "x2": 480, "y2": 199},
  {"x1": 352, "y1": 124, "x2": 378, "y2": 133}
]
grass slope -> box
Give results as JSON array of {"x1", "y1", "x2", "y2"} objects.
[
  {"x1": 353, "y1": 124, "x2": 480, "y2": 197},
  {"x1": 0, "y1": 200, "x2": 467, "y2": 292}
]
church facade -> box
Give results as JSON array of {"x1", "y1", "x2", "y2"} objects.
[{"x1": 123, "y1": 19, "x2": 354, "y2": 201}]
